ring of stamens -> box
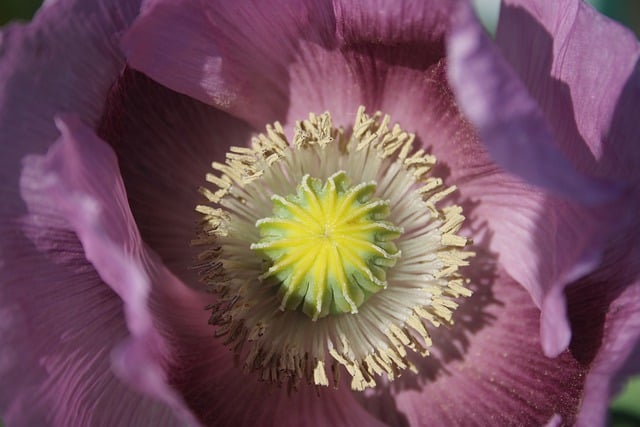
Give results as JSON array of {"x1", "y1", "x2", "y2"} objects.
[{"x1": 193, "y1": 107, "x2": 473, "y2": 391}]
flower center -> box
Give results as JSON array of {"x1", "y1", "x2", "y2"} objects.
[
  {"x1": 193, "y1": 107, "x2": 473, "y2": 391},
  {"x1": 250, "y1": 172, "x2": 402, "y2": 320}
]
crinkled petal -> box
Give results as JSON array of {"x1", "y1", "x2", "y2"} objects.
[
  {"x1": 0, "y1": 0, "x2": 193, "y2": 424},
  {"x1": 0, "y1": 0, "x2": 143, "y2": 284},
  {"x1": 122, "y1": 0, "x2": 336, "y2": 129},
  {"x1": 496, "y1": 0, "x2": 640, "y2": 182},
  {"x1": 20, "y1": 116, "x2": 201, "y2": 424},
  {"x1": 0, "y1": 246, "x2": 178, "y2": 426},
  {"x1": 446, "y1": 0, "x2": 628, "y2": 356},
  {"x1": 123, "y1": 0, "x2": 457, "y2": 132},
  {"x1": 447, "y1": 1, "x2": 620, "y2": 205},
  {"x1": 0, "y1": 0, "x2": 146, "y2": 363}
]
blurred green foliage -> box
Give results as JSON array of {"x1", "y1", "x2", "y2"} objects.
[
  {"x1": 610, "y1": 377, "x2": 640, "y2": 426},
  {"x1": 0, "y1": 0, "x2": 43, "y2": 25},
  {"x1": 0, "y1": 0, "x2": 638, "y2": 426},
  {"x1": 590, "y1": 0, "x2": 640, "y2": 36}
]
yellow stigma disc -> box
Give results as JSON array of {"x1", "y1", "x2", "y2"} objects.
[{"x1": 250, "y1": 171, "x2": 402, "y2": 320}]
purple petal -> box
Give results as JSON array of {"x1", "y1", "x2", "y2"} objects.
[
  {"x1": 496, "y1": 0, "x2": 640, "y2": 182},
  {"x1": 0, "y1": 0, "x2": 144, "y2": 326},
  {"x1": 475, "y1": 180, "x2": 619, "y2": 358},
  {"x1": 122, "y1": 0, "x2": 457, "y2": 132},
  {"x1": 18, "y1": 116, "x2": 200, "y2": 425},
  {"x1": 162, "y1": 300, "x2": 389, "y2": 427},
  {"x1": 122, "y1": 0, "x2": 336, "y2": 128},
  {"x1": 446, "y1": 0, "x2": 631, "y2": 357},
  {"x1": 447, "y1": 1, "x2": 621, "y2": 205}
]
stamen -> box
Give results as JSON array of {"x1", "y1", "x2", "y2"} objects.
[{"x1": 193, "y1": 107, "x2": 473, "y2": 391}]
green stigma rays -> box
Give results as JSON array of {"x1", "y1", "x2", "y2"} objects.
[{"x1": 250, "y1": 172, "x2": 403, "y2": 320}]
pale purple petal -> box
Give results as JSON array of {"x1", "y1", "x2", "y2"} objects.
[
  {"x1": 0, "y1": 254, "x2": 178, "y2": 426},
  {"x1": 19, "y1": 116, "x2": 200, "y2": 425},
  {"x1": 496, "y1": 0, "x2": 640, "y2": 181},
  {"x1": 122, "y1": 0, "x2": 458, "y2": 132},
  {"x1": 576, "y1": 284, "x2": 640, "y2": 425},
  {"x1": 0, "y1": 0, "x2": 196, "y2": 423},
  {"x1": 144, "y1": 270, "x2": 388, "y2": 427},
  {"x1": 445, "y1": 0, "x2": 631, "y2": 357},
  {"x1": 447, "y1": 1, "x2": 621, "y2": 205},
  {"x1": 159, "y1": 284, "x2": 389, "y2": 426},
  {"x1": 3, "y1": 0, "x2": 639, "y2": 424}
]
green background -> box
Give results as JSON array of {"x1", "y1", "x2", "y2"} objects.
[{"x1": 0, "y1": 0, "x2": 638, "y2": 425}]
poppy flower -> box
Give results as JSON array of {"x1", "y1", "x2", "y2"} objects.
[{"x1": 1, "y1": 0, "x2": 639, "y2": 425}]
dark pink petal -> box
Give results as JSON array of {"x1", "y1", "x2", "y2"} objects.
[
  {"x1": 576, "y1": 284, "x2": 640, "y2": 424},
  {"x1": 447, "y1": 1, "x2": 620, "y2": 205},
  {"x1": 567, "y1": 239, "x2": 640, "y2": 425},
  {"x1": 333, "y1": 0, "x2": 452, "y2": 44},
  {"x1": 284, "y1": 0, "x2": 454, "y2": 128},
  {"x1": 362, "y1": 269, "x2": 588, "y2": 425},
  {"x1": 18, "y1": 116, "x2": 200, "y2": 425},
  {"x1": 156, "y1": 277, "x2": 388, "y2": 427},
  {"x1": 496, "y1": 0, "x2": 640, "y2": 182},
  {"x1": 98, "y1": 69, "x2": 254, "y2": 288},
  {"x1": 122, "y1": 0, "x2": 336, "y2": 129},
  {"x1": 123, "y1": 0, "x2": 457, "y2": 131}
]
